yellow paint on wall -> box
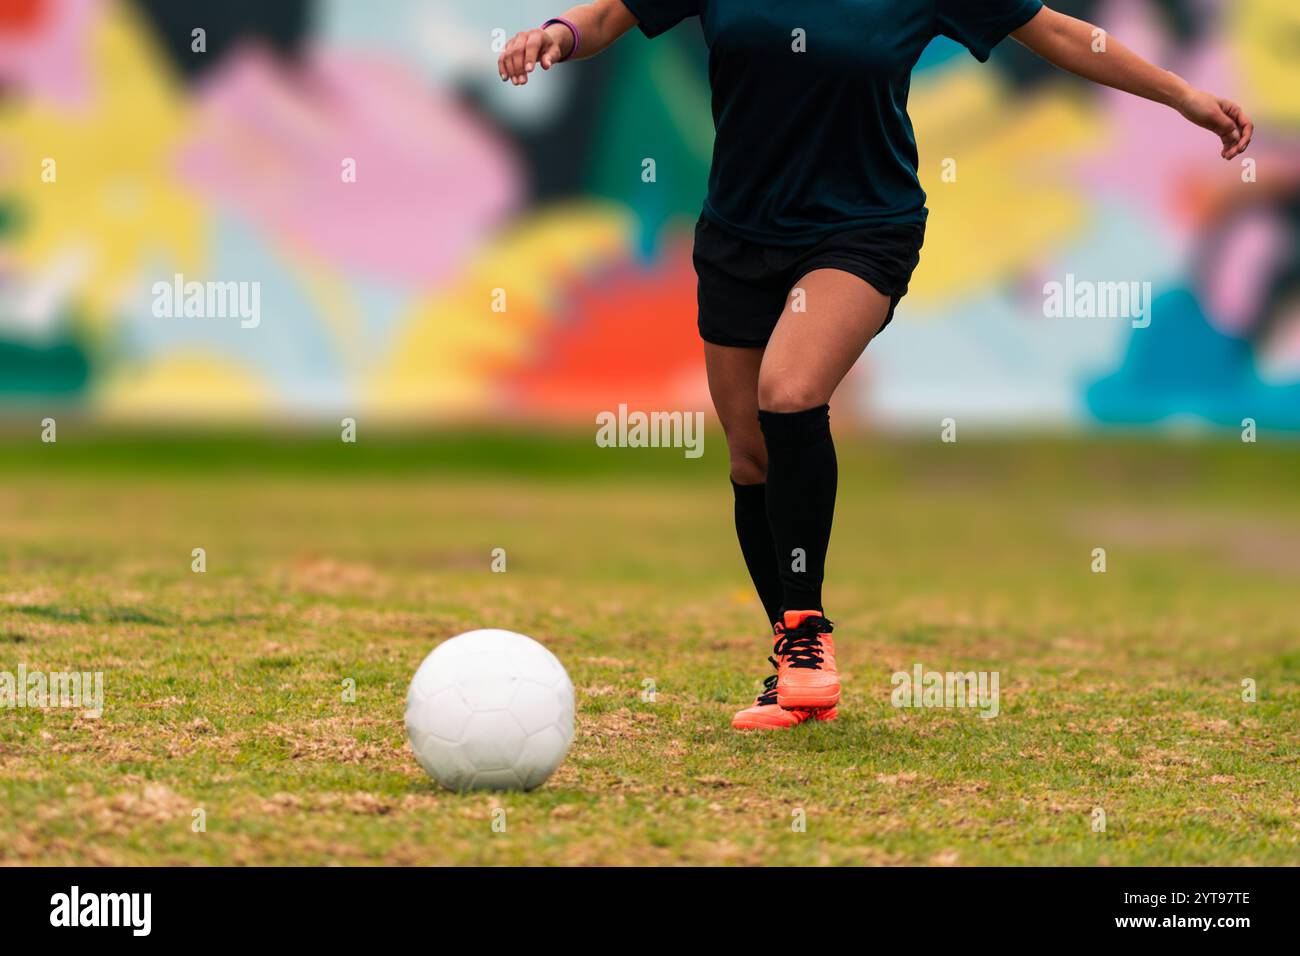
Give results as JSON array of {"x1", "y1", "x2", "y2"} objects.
[
  {"x1": 97, "y1": 355, "x2": 270, "y2": 420},
  {"x1": 1228, "y1": 0, "x2": 1300, "y2": 123},
  {"x1": 0, "y1": 1, "x2": 206, "y2": 326},
  {"x1": 370, "y1": 203, "x2": 632, "y2": 418},
  {"x1": 910, "y1": 69, "x2": 1102, "y2": 301}
]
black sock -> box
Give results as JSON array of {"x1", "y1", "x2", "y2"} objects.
[
  {"x1": 731, "y1": 480, "x2": 784, "y2": 626},
  {"x1": 758, "y1": 405, "x2": 837, "y2": 613}
]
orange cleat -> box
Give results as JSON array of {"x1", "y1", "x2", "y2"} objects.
[
  {"x1": 773, "y1": 611, "x2": 840, "y2": 710},
  {"x1": 731, "y1": 658, "x2": 837, "y2": 730}
]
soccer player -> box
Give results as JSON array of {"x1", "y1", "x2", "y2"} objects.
[{"x1": 498, "y1": 2, "x2": 1253, "y2": 729}]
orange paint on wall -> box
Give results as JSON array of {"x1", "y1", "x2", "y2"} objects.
[{"x1": 503, "y1": 236, "x2": 708, "y2": 418}]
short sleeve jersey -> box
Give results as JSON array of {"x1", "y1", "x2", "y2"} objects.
[{"x1": 619, "y1": 0, "x2": 1044, "y2": 244}]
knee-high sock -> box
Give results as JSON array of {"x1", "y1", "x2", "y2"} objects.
[
  {"x1": 758, "y1": 405, "x2": 837, "y2": 613},
  {"x1": 731, "y1": 480, "x2": 783, "y2": 626}
]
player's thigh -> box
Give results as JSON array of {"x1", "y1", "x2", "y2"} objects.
[{"x1": 758, "y1": 269, "x2": 894, "y2": 412}]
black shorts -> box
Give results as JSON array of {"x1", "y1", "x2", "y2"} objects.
[{"x1": 692, "y1": 215, "x2": 926, "y2": 348}]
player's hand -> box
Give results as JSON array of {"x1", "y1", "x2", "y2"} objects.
[
  {"x1": 499, "y1": 27, "x2": 566, "y2": 85},
  {"x1": 1177, "y1": 90, "x2": 1254, "y2": 161}
]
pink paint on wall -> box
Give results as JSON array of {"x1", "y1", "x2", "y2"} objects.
[
  {"x1": 0, "y1": 0, "x2": 99, "y2": 108},
  {"x1": 176, "y1": 45, "x2": 523, "y2": 285}
]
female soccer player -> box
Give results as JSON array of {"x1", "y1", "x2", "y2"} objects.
[{"x1": 498, "y1": 2, "x2": 1252, "y2": 730}]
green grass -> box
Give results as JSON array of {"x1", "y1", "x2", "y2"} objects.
[{"x1": 1, "y1": 428, "x2": 1297, "y2": 865}]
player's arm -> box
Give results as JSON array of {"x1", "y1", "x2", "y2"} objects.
[
  {"x1": 1011, "y1": 6, "x2": 1253, "y2": 161},
  {"x1": 499, "y1": 0, "x2": 639, "y2": 84}
]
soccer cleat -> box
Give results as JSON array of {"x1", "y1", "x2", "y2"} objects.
[
  {"x1": 731, "y1": 658, "x2": 837, "y2": 730},
  {"x1": 773, "y1": 611, "x2": 840, "y2": 710}
]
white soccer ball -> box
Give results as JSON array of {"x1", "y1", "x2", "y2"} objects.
[{"x1": 405, "y1": 629, "x2": 575, "y2": 792}]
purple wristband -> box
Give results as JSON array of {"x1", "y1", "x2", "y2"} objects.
[{"x1": 541, "y1": 17, "x2": 580, "y2": 62}]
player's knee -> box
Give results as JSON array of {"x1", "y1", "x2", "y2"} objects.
[{"x1": 757, "y1": 374, "x2": 827, "y2": 414}]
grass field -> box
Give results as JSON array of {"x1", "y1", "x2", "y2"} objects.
[{"x1": 1, "y1": 428, "x2": 1297, "y2": 865}]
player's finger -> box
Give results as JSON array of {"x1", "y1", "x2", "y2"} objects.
[
  {"x1": 524, "y1": 30, "x2": 544, "y2": 74},
  {"x1": 514, "y1": 33, "x2": 540, "y2": 84},
  {"x1": 509, "y1": 38, "x2": 528, "y2": 84},
  {"x1": 1215, "y1": 101, "x2": 1242, "y2": 156},
  {"x1": 503, "y1": 37, "x2": 520, "y2": 83},
  {"x1": 1237, "y1": 116, "x2": 1255, "y2": 156},
  {"x1": 1208, "y1": 107, "x2": 1239, "y2": 158},
  {"x1": 1222, "y1": 103, "x2": 1254, "y2": 158}
]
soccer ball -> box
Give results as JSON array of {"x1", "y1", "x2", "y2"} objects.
[{"x1": 405, "y1": 629, "x2": 575, "y2": 792}]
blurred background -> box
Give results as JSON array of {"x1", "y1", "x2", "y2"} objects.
[
  {"x1": 3, "y1": 2, "x2": 1298, "y2": 868},
  {"x1": 1, "y1": 0, "x2": 1297, "y2": 431}
]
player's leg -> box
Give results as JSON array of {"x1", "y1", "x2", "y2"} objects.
[
  {"x1": 706, "y1": 341, "x2": 835, "y2": 730},
  {"x1": 704, "y1": 342, "x2": 782, "y2": 626},
  {"x1": 758, "y1": 268, "x2": 895, "y2": 711}
]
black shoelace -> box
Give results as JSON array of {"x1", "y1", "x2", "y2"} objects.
[
  {"x1": 755, "y1": 657, "x2": 781, "y2": 705},
  {"x1": 773, "y1": 616, "x2": 834, "y2": 670}
]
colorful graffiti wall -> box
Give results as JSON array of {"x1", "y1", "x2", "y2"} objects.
[{"x1": 1, "y1": 0, "x2": 1297, "y2": 428}]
